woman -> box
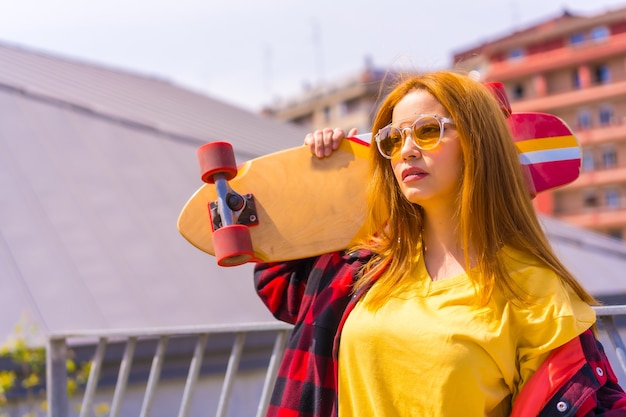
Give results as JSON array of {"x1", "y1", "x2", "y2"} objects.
[{"x1": 254, "y1": 70, "x2": 626, "y2": 416}]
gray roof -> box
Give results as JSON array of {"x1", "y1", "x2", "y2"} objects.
[
  {"x1": 0, "y1": 41, "x2": 308, "y2": 337},
  {"x1": 0, "y1": 40, "x2": 305, "y2": 159},
  {"x1": 1, "y1": 40, "x2": 625, "y2": 341},
  {"x1": 540, "y1": 215, "x2": 626, "y2": 297}
]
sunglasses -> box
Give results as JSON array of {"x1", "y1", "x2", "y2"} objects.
[{"x1": 374, "y1": 114, "x2": 455, "y2": 159}]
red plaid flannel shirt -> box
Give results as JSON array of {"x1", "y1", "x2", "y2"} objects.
[{"x1": 254, "y1": 251, "x2": 626, "y2": 416}]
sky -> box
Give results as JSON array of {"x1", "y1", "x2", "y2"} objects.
[{"x1": 1, "y1": 0, "x2": 626, "y2": 112}]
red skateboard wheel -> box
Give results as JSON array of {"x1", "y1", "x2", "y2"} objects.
[
  {"x1": 197, "y1": 142, "x2": 238, "y2": 184},
  {"x1": 212, "y1": 224, "x2": 254, "y2": 266}
]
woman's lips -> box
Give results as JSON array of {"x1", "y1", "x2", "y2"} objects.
[{"x1": 402, "y1": 167, "x2": 428, "y2": 183}]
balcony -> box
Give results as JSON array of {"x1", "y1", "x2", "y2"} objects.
[
  {"x1": 511, "y1": 80, "x2": 626, "y2": 113},
  {"x1": 571, "y1": 166, "x2": 626, "y2": 188},
  {"x1": 557, "y1": 205, "x2": 626, "y2": 229},
  {"x1": 575, "y1": 122, "x2": 626, "y2": 146},
  {"x1": 488, "y1": 32, "x2": 626, "y2": 81}
]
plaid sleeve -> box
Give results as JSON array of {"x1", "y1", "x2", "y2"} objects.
[
  {"x1": 536, "y1": 330, "x2": 626, "y2": 416},
  {"x1": 576, "y1": 330, "x2": 626, "y2": 416},
  {"x1": 255, "y1": 251, "x2": 372, "y2": 417},
  {"x1": 254, "y1": 257, "x2": 317, "y2": 324}
]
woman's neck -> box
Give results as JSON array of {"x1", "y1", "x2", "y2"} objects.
[{"x1": 421, "y1": 212, "x2": 473, "y2": 281}]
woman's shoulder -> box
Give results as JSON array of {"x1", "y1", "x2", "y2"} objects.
[
  {"x1": 497, "y1": 246, "x2": 595, "y2": 332},
  {"x1": 498, "y1": 246, "x2": 564, "y2": 298}
]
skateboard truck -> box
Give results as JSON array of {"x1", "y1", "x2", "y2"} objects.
[
  {"x1": 197, "y1": 142, "x2": 255, "y2": 267},
  {"x1": 209, "y1": 192, "x2": 259, "y2": 230}
]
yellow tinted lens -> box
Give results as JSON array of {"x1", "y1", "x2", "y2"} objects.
[
  {"x1": 413, "y1": 117, "x2": 441, "y2": 149},
  {"x1": 381, "y1": 129, "x2": 403, "y2": 157}
]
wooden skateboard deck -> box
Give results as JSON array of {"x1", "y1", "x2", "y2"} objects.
[
  {"x1": 177, "y1": 111, "x2": 580, "y2": 267},
  {"x1": 177, "y1": 136, "x2": 371, "y2": 266}
]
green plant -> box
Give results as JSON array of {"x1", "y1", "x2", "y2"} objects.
[{"x1": 0, "y1": 318, "x2": 109, "y2": 417}]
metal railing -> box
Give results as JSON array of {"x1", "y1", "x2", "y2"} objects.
[
  {"x1": 45, "y1": 306, "x2": 626, "y2": 417},
  {"x1": 46, "y1": 322, "x2": 292, "y2": 417},
  {"x1": 594, "y1": 305, "x2": 626, "y2": 374}
]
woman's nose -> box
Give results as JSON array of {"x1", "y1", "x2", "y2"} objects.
[{"x1": 399, "y1": 128, "x2": 422, "y2": 159}]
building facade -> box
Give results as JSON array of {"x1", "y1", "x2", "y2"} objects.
[
  {"x1": 264, "y1": 6, "x2": 626, "y2": 241},
  {"x1": 454, "y1": 6, "x2": 626, "y2": 240},
  {"x1": 262, "y1": 60, "x2": 412, "y2": 134}
]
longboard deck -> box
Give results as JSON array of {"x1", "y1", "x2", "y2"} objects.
[
  {"x1": 508, "y1": 112, "x2": 580, "y2": 196},
  {"x1": 177, "y1": 137, "x2": 371, "y2": 263}
]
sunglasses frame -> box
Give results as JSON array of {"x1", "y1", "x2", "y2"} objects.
[{"x1": 374, "y1": 114, "x2": 455, "y2": 159}]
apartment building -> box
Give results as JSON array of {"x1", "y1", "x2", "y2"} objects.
[
  {"x1": 454, "y1": 6, "x2": 626, "y2": 240},
  {"x1": 264, "y1": 6, "x2": 626, "y2": 240},
  {"x1": 262, "y1": 59, "x2": 413, "y2": 133}
]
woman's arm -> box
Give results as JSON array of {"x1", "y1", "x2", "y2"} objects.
[
  {"x1": 254, "y1": 127, "x2": 359, "y2": 324},
  {"x1": 254, "y1": 258, "x2": 318, "y2": 324}
]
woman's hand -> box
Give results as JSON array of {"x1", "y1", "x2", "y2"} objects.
[{"x1": 304, "y1": 127, "x2": 358, "y2": 158}]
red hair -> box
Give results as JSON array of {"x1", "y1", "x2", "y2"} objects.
[{"x1": 353, "y1": 70, "x2": 596, "y2": 308}]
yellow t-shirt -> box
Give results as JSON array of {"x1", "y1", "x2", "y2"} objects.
[{"x1": 338, "y1": 247, "x2": 595, "y2": 417}]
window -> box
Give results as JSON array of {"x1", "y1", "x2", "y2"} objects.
[
  {"x1": 577, "y1": 110, "x2": 592, "y2": 129},
  {"x1": 337, "y1": 102, "x2": 347, "y2": 116},
  {"x1": 570, "y1": 32, "x2": 586, "y2": 46},
  {"x1": 323, "y1": 106, "x2": 331, "y2": 122},
  {"x1": 512, "y1": 84, "x2": 525, "y2": 100},
  {"x1": 582, "y1": 149, "x2": 595, "y2": 172},
  {"x1": 343, "y1": 97, "x2": 360, "y2": 115},
  {"x1": 293, "y1": 112, "x2": 313, "y2": 127},
  {"x1": 605, "y1": 188, "x2": 620, "y2": 208},
  {"x1": 508, "y1": 48, "x2": 525, "y2": 61},
  {"x1": 583, "y1": 190, "x2": 598, "y2": 207},
  {"x1": 572, "y1": 69, "x2": 581, "y2": 89},
  {"x1": 599, "y1": 105, "x2": 614, "y2": 126},
  {"x1": 593, "y1": 65, "x2": 611, "y2": 84},
  {"x1": 590, "y1": 26, "x2": 610, "y2": 42},
  {"x1": 602, "y1": 146, "x2": 617, "y2": 169}
]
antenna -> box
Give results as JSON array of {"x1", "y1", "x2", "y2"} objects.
[
  {"x1": 263, "y1": 44, "x2": 273, "y2": 98},
  {"x1": 312, "y1": 18, "x2": 324, "y2": 83},
  {"x1": 511, "y1": 0, "x2": 521, "y2": 29}
]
